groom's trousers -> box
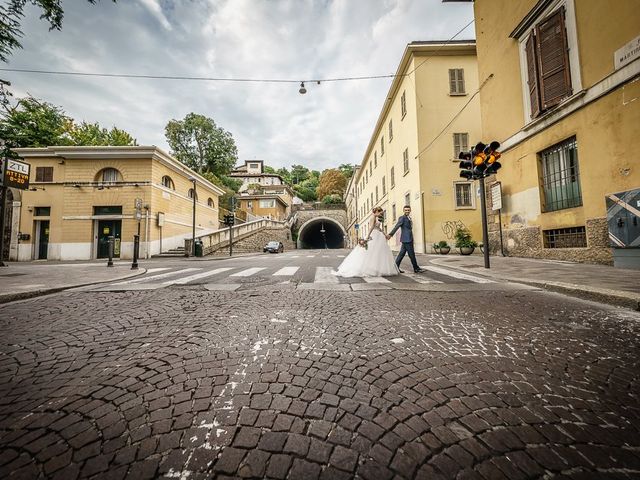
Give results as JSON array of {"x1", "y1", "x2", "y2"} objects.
[{"x1": 396, "y1": 242, "x2": 420, "y2": 271}]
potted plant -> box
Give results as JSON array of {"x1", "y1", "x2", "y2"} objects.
[
  {"x1": 433, "y1": 240, "x2": 451, "y2": 254},
  {"x1": 454, "y1": 226, "x2": 477, "y2": 255}
]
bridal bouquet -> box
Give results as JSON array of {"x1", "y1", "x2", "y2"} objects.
[{"x1": 358, "y1": 238, "x2": 369, "y2": 250}]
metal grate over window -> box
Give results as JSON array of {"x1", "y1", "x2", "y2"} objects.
[
  {"x1": 455, "y1": 183, "x2": 472, "y2": 208},
  {"x1": 543, "y1": 226, "x2": 587, "y2": 248},
  {"x1": 540, "y1": 137, "x2": 582, "y2": 212}
]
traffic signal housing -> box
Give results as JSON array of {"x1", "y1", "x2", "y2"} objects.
[
  {"x1": 458, "y1": 141, "x2": 501, "y2": 180},
  {"x1": 223, "y1": 214, "x2": 235, "y2": 226}
]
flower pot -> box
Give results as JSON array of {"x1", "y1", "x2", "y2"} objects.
[
  {"x1": 459, "y1": 246, "x2": 475, "y2": 255},
  {"x1": 438, "y1": 246, "x2": 451, "y2": 254}
]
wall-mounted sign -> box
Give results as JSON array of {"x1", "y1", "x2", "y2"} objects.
[
  {"x1": 2, "y1": 158, "x2": 31, "y2": 190},
  {"x1": 615, "y1": 34, "x2": 640, "y2": 70},
  {"x1": 491, "y1": 182, "x2": 503, "y2": 211},
  {"x1": 157, "y1": 212, "x2": 165, "y2": 227}
]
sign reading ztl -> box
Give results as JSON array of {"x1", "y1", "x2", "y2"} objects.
[{"x1": 1, "y1": 158, "x2": 31, "y2": 190}]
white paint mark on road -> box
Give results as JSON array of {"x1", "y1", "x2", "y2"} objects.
[
  {"x1": 163, "y1": 268, "x2": 232, "y2": 285},
  {"x1": 314, "y1": 267, "x2": 339, "y2": 284},
  {"x1": 363, "y1": 276, "x2": 392, "y2": 283},
  {"x1": 113, "y1": 268, "x2": 201, "y2": 285},
  {"x1": 273, "y1": 266, "x2": 299, "y2": 276},
  {"x1": 425, "y1": 266, "x2": 495, "y2": 283},
  {"x1": 230, "y1": 267, "x2": 266, "y2": 277}
]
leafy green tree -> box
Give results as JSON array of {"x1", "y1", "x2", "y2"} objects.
[
  {"x1": 165, "y1": 113, "x2": 238, "y2": 175},
  {"x1": 322, "y1": 194, "x2": 343, "y2": 204},
  {"x1": 276, "y1": 167, "x2": 291, "y2": 184},
  {"x1": 290, "y1": 164, "x2": 310, "y2": 184},
  {"x1": 338, "y1": 164, "x2": 355, "y2": 179},
  {"x1": 316, "y1": 169, "x2": 347, "y2": 200},
  {"x1": 67, "y1": 121, "x2": 136, "y2": 146},
  {"x1": 0, "y1": 95, "x2": 72, "y2": 155},
  {"x1": 293, "y1": 185, "x2": 317, "y2": 202},
  {"x1": 263, "y1": 165, "x2": 276, "y2": 174},
  {"x1": 0, "y1": 0, "x2": 116, "y2": 62}
]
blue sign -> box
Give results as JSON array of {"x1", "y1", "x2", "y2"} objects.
[{"x1": 354, "y1": 223, "x2": 359, "y2": 230}]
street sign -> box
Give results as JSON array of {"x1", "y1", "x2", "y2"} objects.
[
  {"x1": 134, "y1": 198, "x2": 143, "y2": 210},
  {"x1": 2, "y1": 158, "x2": 30, "y2": 190},
  {"x1": 490, "y1": 182, "x2": 502, "y2": 211},
  {"x1": 354, "y1": 223, "x2": 359, "y2": 230},
  {"x1": 135, "y1": 210, "x2": 142, "y2": 221}
]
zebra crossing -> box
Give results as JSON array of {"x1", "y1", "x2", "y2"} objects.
[{"x1": 93, "y1": 261, "x2": 497, "y2": 292}]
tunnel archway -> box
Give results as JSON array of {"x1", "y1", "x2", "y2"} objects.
[{"x1": 297, "y1": 217, "x2": 346, "y2": 249}]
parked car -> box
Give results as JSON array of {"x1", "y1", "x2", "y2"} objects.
[{"x1": 263, "y1": 241, "x2": 284, "y2": 253}]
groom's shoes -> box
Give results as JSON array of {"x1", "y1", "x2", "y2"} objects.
[
  {"x1": 414, "y1": 268, "x2": 426, "y2": 273},
  {"x1": 398, "y1": 269, "x2": 405, "y2": 273}
]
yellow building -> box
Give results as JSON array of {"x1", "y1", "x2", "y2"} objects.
[
  {"x1": 355, "y1": 41, "x2": 483, "y2": 252},
  {"x1": 230, "y1": 160, "x2": 295, "y2": 218},
  {"x1": 343, "y1": 166, "x2": 361, "y2": 248},
  {"x1": 474, "y1": 0, "x2": 640, "y2": 265},
  {"x1": 237, "y1": 195, "x2": 289, "y2": 221},
  {"x1": 12, "y1": 146, "x2": 224, "y2": 261}
]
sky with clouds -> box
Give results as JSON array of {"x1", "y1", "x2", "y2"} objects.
[{"x1": 2, "y1": 0, "x2": 475, "y2": 172}]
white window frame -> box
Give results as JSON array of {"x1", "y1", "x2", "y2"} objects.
[
  {"x1": 403, "y1": 148, "x2": 409, "y2": 175},
  {"x1": 454, "y1": 181, "x2": 475, "y2": 209},
  {"x1": 389, "y1": 119, "x2": 393, "y2": 142},
  {"x1": 516, "y1": 0, "x2": 582, "y2": 124},
  {"x1": 449, "y1": 69, "x2": 466, "y2": 95},
  {"x1": 453, "y1": 133, "x2": 469, "y2": 160},
  {"x1": 380, "y1": 136, "x2": 385, "y2": 156},
  {"x1": 259, "y1": 199, "x2": 276, "y2": 208},
  {"x1": 404, "y1": 192, "x2": 411, "y2": 208},
  {"x1": 401, "y1": 91, "x2": 407, "y2": 119}
]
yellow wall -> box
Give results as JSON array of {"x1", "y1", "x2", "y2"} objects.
[
  {"x1": 239, "y1": 198, "x2": 287, "y2": 221},
  {"x1": 474, "y1": 0, "x2": 640, "y2": 263}
]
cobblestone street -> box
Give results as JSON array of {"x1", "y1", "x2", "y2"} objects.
[{"x1": 1, "y1": 286, "x2": 640, "y2": 479}]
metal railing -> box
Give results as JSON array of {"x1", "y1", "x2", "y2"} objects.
[{"x1": 185, "y1": 218, "x2": 286, "y2": 256}]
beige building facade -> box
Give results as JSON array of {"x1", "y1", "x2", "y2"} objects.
[
  {"x1": 343, "y1": 166, "x2": 360, "y2": 248},
  {"x1": 12, "y1": 146, "x2": 224, "y2": 261},
  {"x1": 354, "y1": 41, "x2": 483, "y2": 252},
  {"x1": 230, "y1": 160, "x2": 295, "y2": 218},
  {"x1": 474, "y1": 0, "x2": 640, "y2": 265},
  {"x1": 237, "y1": 195, "x2": 289, "y2": 222}
]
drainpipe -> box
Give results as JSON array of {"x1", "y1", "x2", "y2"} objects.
[{"x1": 144, "y1": 206, "x2": 150, "y2": 258}]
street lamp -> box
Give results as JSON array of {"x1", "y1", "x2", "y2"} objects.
[{"x1": 188, "y1": 176, "x2": 197, "y2": 256}]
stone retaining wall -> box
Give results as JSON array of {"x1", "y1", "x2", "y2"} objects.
[{"x1": 209, "y1": 227, "x2": 296, "y2": 255}]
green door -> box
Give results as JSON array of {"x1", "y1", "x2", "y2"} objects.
[
  {"x1": 97, "y1": 220, "x2": 122, "y2": 258},
  {"x1": 37, "y1": 220, "x2": 49, "y2": 259}
]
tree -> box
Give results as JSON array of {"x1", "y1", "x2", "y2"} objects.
[
  {"x1": 0, "y1": 95, "x2": 72, "y2": 155},
  {"x1": 290, "y1": 164, "x2": 310, "y2": 184},
  {"x1": 165, "y1": 113, "x2": 238, "y2": 175},
  {"x1": 67, "y1": 121, "x2": 136, "y2": 146},
  {"x1": 0, "y1": 0, "x2": 116, "y2": 62},
  {"x1": 263, "y1": 165, "x2": 276, "y2": 174},
  {"x1": 316, "y1": 169, "x2": 347, "y2": 201},
  {"x1": 338, "y1": 164, "x2": 355, "y2": 179},
  {"x1": 293, "y1": 185, "x2": 317, "y2": 202}
]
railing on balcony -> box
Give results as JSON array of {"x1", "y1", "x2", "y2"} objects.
[{"x1": 185, "y1": 218, "x2": 286, "y2": 256}]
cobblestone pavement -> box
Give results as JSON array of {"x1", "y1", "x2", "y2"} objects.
[{"x1": 1, "y1": 286, "x2": 640, "y2": 479}]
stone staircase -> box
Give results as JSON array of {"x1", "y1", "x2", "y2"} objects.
[{"x1": 154, "y1": 246, "x2": 186, "y2": 258}]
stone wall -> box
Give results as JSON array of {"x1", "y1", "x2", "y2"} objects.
[
  {"x1": 294, "y1": 209, "x2": 348, "y2": 230},
  {"x1": 487, "y1": 217, "x2": 613, "y2": 265},
  {"x1": 209, "y1": 227, "x2": 296, "y2": 256}
]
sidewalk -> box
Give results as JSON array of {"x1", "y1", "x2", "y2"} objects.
[
  {"x1": 422, "y1": 252, "x2": 640, "y2": 311},
  {"x1": 0, "y1": 261, "x2": 146, "y2": 304}
]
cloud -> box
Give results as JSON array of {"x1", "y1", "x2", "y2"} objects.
[{"x1": 3, "y1": 0, "x2": 475, "y2": 171}]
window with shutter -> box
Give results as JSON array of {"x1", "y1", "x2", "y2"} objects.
[
  {"x1": 535, "y1": 8, "x2": 571, "y2": 110},
  {"x1": 525, "y1": 34, "x2": 542, "y2": 117},
  {"x1": 35, "y1": 166, "x2": 53, "y2": 182}
]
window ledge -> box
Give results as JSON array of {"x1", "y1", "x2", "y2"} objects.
[
  {"x1": 449, "y1": 92, "x2": 467, "y2": 96},
  {"x1": 523, "y1": 90, "x2": 587, "y2": 132},
  {"x1": 455, "y1": 206, "x2": 476, "y2": 210},
  {"x1": 403, "y1": 170, "x2": 410, "y2": 177}
]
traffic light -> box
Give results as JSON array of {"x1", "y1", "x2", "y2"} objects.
[
  {"x1": 458, "y1": 141, "x2": 501, "y2": 180},
  {"x1": 223, "y1": 214, "x2": 235, "y2": 226}
]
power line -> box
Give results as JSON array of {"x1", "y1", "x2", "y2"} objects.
[{"x1": 0, "y1": 67, "x2": 399, "y2": 84}]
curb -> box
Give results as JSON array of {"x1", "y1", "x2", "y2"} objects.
[
  {"x1": 0, "y1": 267, "x2": 148, "y2": 305},
  {"x1": 427, "y1": 257, "x2": 640, "y2": 311}
]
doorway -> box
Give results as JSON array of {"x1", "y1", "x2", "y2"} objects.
[
  {"x1": 97, "y1": 220, "x2": 122, "y2": 258},
  {"x1": 37, "y1": 220, "x2": 49, "y2": 259}
]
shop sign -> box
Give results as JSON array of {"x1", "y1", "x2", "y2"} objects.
[{"x1": 2, "y1": 158, "x2": 31, "y2": 189}]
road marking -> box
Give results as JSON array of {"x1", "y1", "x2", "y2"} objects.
[
  {"x1": 145, "y1": 267, "x2": 172, "y2": 274},
  {"x1": 306, "y1": 255, "x2": 315, "y2": 258},
  {"x1": 113, "y1": 268, "x2": 201, "y2": 285},
  {"x1": 230, "y1": 267, "x2": 266, "y2": 277},
  {"x1": 337, "y1": 255, "x2": 345, "y2": 258},
  {"x1": 404, "y1": 273, "x2": 443, "y2": 284},
  {"x1": 314, "y1": 267, "x2": 339, "y2": 284},
  {"x1": 424, "y1": 266, "x2": 495, "y2": 283},
  {"x1": 273, "y1": 266, "x2": 300, "y2": 276},
  {"x1": 363, "y1": 276, "x2": 392, "y2": 283},
  {"x1": 163, "y1": 268, "x2": 233, "y2": 285},
  {"x1": 291, "y1": 255, "x2": 300, "y2": 258}
]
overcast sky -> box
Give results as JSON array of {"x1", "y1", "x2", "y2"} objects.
[{"x1": 3, "y1": 0, "x2": 475, "y2": 172}]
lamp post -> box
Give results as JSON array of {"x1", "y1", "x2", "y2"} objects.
[{"x1": 188, "y1": 176, "x2": 197, "y2": 256}]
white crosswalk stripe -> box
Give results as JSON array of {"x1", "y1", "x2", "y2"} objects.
[
  {"x1": 163, "y1": 268, "x2": 232, "y2": 285},
  {"x1": 113, "y1": 268, "x2": 201, "y2": 285},
  {"x1": 424, "y1": 266, "x2": 494, "y2": 283},
  {"x1": 306, "y1": 255, "x2": 315, "y2": 258},
  {"x1": 404, "y1": 272, "x2": 443, "y2": 284},
  {"x1": 314, "y1": 267, "x2": 339, "y2": 284},
  {"x1": 273, "y1": 266, "x2": 300, "y2": 276},
  {"x1": 230, "y1": 267, "x2": 266, "y2": 277},
  {"x1": 363, "y1": 276, "x2": 392, "y2": 283},
  {"x1": 145, "y1": 267, "x2": 172, "y2": 274}
]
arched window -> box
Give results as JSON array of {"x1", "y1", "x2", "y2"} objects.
[
  {"x1": 207, "y1": 198, "x2": 215, "y2": 208},
  {"x1": 161, "y1": 175, "x2": 175, "y2": 190},
  {"x1": 188, "y1": 188, "x2": 198, "y2": 201},
  {"x1": 96, "y1": 168, "x2": 122, "y2": 184}
]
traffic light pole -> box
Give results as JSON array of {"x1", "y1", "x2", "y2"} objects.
[
  {"x1": 479, "y1": 176, "x2": 490, "y2": 269},
  {"x1": 0, "y1": 186, "x2": 7, "y2": 267}
]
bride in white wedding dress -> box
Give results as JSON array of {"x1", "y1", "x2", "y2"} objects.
[{"x1": 334, "y1": 207, "x2": 399, "y2": 278}]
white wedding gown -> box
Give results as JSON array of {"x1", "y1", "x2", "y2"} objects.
[{"x1": 334, "y1": 220, "x2": 399, "y2": 277}]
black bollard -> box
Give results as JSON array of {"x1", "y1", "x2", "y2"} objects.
[
  {"x1": 107, "y1": 236, "x2": 114, "y2": 267},
  {"x1": 131, "y1": 234, "x2": 140, "y2": 270}
]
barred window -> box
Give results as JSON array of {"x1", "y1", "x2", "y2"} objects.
[
  {"x1": 543, "y1": 226, "x2": 587, "y2": 248},
  {"x1": 100, "y1": 168, "x2": 121, "y2": 183},
  {"x1": 540, "y1": 137, "x2": 582, "y2": 212},
  {"x1": 453, "y1": 133, "x2": 469, "y2": 159},
  {"x1": 455, "y1": 182, "x2": 473, "y2": 208}
]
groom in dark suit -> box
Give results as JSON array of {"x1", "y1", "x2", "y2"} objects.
[{"x1": 386, "y1": 206, "x2": 424, "y2": 273}]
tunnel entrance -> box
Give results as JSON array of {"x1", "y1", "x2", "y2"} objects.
[{"x1": 297, "y1": 217, "x2": 346, "y2": 249}]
